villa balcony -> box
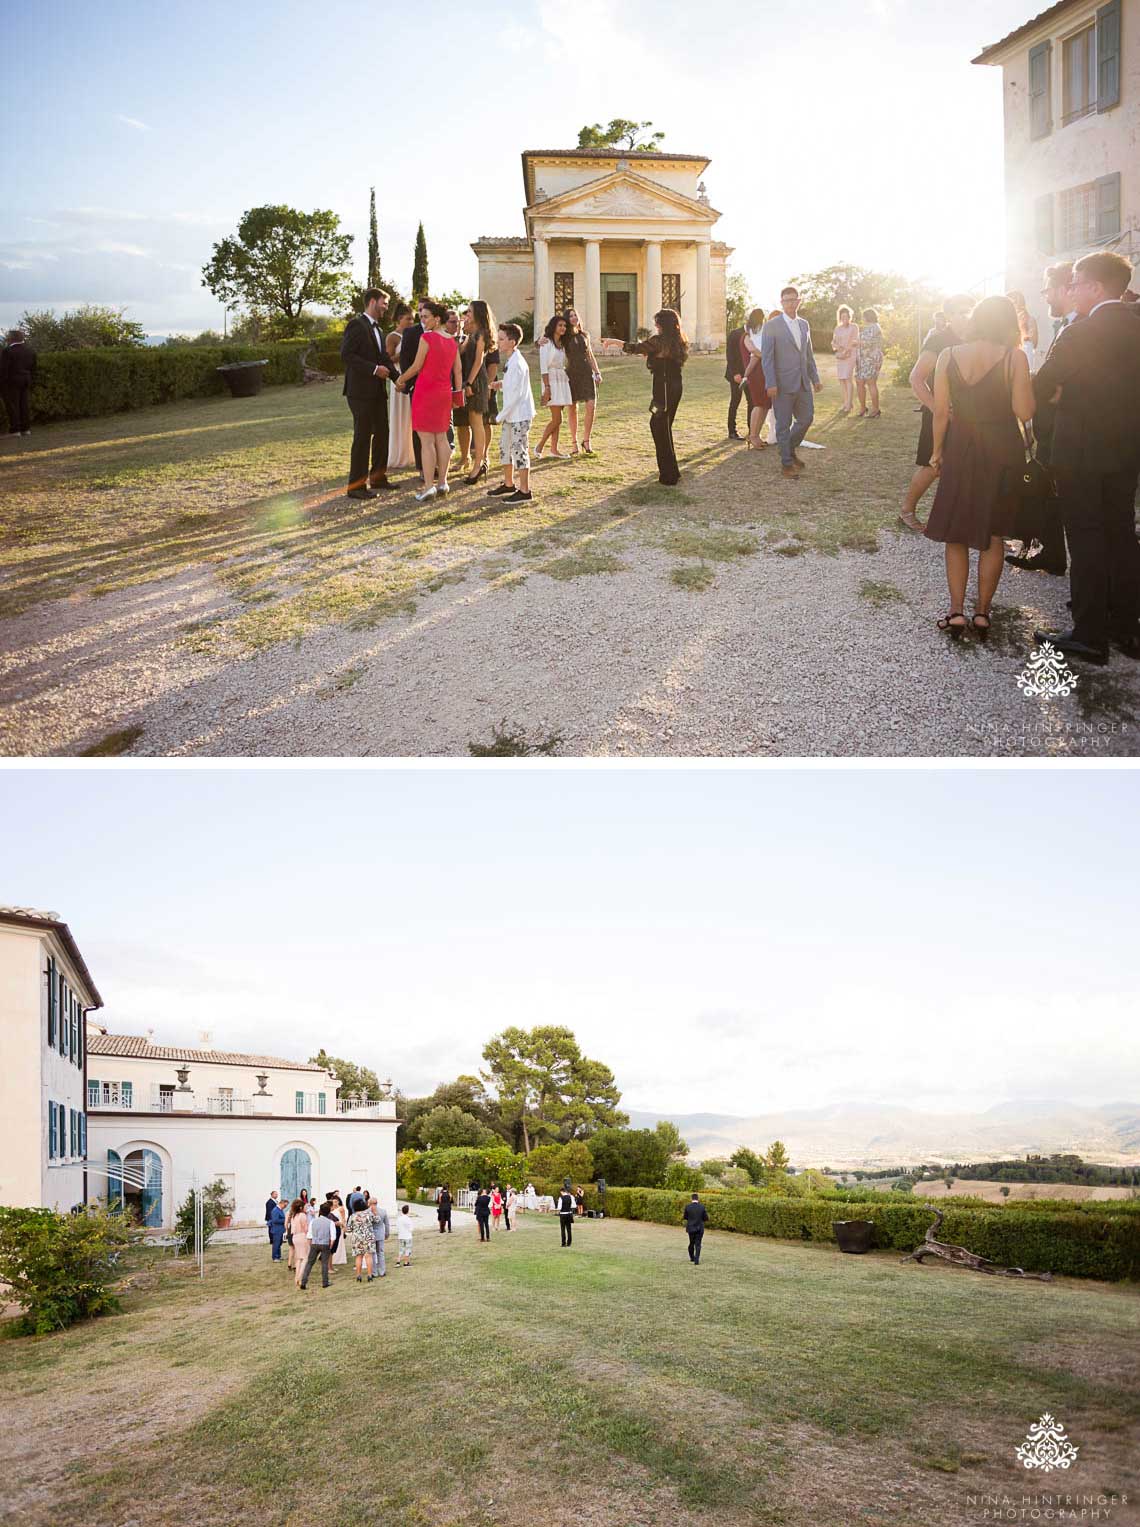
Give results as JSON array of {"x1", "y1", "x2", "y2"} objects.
[
  {"x1": 335, "y1": 1097, "x2": 397, "y2": 1119},
  {"x1": 85, "y1": 1089, "x2": 396, "y2": 1119}
]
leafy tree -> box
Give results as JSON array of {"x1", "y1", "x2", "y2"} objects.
[
  {"x1": 725, "y1": 271, "x2": 751, "y2": 332},
  {"x1": 309, "y1": 1048, "x2": 390, "y2": 1101},
  {"x1": 367, "y1": 186, "x2": 381, "y2": 288},
  {"x1": 202, "y1": 205, "x2": 355, "y2": 338},
  {"x1": 731, "y1": 1147, "x2": 765, "y2": 1185},
  {"x1": 414, "y1": 1105, "x2": 497, "y2": 1149},
  {"x1": 720, "y1": 1166, "x2": 750, "y2": 1189},
  {"x1": 999, "y1": 1185, "x2": 1011, "y2": 1198},
  {"x1": 664, "y1": 1160, "x2": 705, "y2": 1192},
  {"x1": 412, "y1": 221, "x2": 430, "y2": 301},
  {"x1": 437, "y1": 288, "x2": 474, "y2": 314},
  {"x1": 766, "y1": 1141, "x2": 790, "y2": 1174},
  {"x1": 160, "y1": 330, "x2": 225, "y2": 347},
  {"x1": 700, "y1": 1157, "x2": 730, "y2": 1179},
  {"x1": 576, "y1": 118, "x2": 665, "y2": 152},
  {"x1": 0, "y1": 1205, "x2": 138, "y2": 1335},
  {"x1": 526, "y1": 1139, "x2": 594, "y2": 1183},
  {"x1": 400, "y1": 1074, "x2": 510, "y2": 1151},
  {"x1": 786, "y1": 262, "x2": 941, "y2": 350},
  {"x1": 481, "y1": 1025, "x2": 626, "y2": 1153},
  {"x1": 173, "y1": 1178, "x2": 231, "y2": 1255},
  {"x1": 655, "y1": 1120, "x2": 689, "y2": 1159},
  {"x1": 21, "y1": 305, "x2": 146, "y2": 350},
  {"x1": 587, "y1": 1127, "x2": 669, "y2": 1187}
]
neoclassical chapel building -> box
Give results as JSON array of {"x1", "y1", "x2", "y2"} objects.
[{"x1": 472, "y1": 149, "x2": 731, "y2": 347}]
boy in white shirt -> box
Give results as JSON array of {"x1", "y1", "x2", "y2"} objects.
[
  {"x1": 487, "y1": 322, "x2": 536, "y2": 505},
  {"x1": 396, "y1": 1202, "x2": 414, "y2": 1266}
]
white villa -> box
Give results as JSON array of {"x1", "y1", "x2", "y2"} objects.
[
  {"x1": 472, "y1": 148, "x2": 731, "y2": 347},
  {"x1": 974, "y1": 0, "x2": 1136, "y2": 339},
  {"x1": 0, "y1": 905, "x2": 399, "y2": 1230}
]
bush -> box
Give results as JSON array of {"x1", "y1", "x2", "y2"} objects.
[
  {"x1": 0, "y1": 1205, "x2": 138, "y2": 1334},
  {"x1": 664, "y1": 1161, "x2": 705, "y2": 1192},
  {"x1": 27, "y1": 339, "x2": 311, "y2": 424},
  {"x1": 581, "y1": 1188, "x2": 1139, "y2": 1281},
  {"x1": 172, "y1": 1178, "x2": 232, "y2": 1255}
]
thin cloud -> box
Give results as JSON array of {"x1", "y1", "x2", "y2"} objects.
[{"x1": 116, "y1": 114, "x2": 151, "y2": 132}]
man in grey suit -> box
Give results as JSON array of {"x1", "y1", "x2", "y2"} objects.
[
  {"x1": 369, "y1": 1197, "x2": 389, "y2": 1277},
  {"x1": 760, "y1": 285, "x2": 822, "y2": 478}
]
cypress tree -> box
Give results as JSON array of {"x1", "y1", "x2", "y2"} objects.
[
  {"x1": 412, "y1": 221, "x2": 429, "y2": 301},
  {"x1": 367, "y1": 187, "x2": 380, "y2": 288}
]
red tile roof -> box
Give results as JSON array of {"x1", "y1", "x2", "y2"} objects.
[{"x1": 87, "y1": 1032, "x2": 328, "y2": 1072}]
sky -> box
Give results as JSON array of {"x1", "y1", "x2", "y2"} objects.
[
  {"x1": 2, "y1": 0, "x2": 1035, "y2": 334},
  {"x1": 3, "y1": 767, "x2": 1137, "y2": 1118}
]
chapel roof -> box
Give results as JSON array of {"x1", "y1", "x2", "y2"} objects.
[{"x1": 522, "y1": 148, "x2": 710, "y2": 203}]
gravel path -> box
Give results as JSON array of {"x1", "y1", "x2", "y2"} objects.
[{"x1": 2, "y1": 521, "x2": 1137, "y2": 757}]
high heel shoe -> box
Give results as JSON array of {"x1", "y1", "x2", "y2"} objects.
[
  {"x1": 464, "y1": 463, "x2": 487, "y2": 485},
  {"x1": 938, "y1": 611, "x2": 967, "y2": 640}
]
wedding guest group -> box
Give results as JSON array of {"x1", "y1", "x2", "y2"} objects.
[{"x1": 274, "y1": 1185, "x2": 392, "y2": 1291}]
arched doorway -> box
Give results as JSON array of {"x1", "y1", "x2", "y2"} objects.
[
  {"x1": 280, "y1": 1147, "x2": 312, "y2": 1203},
  {"x1": 123, "y1": 1148, "x2": 163, "y2": 1227}
]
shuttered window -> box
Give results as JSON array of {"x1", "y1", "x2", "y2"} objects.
[
  {"x1": 296, "y1": 1090, "x2": 305, "y2": 1114},
  {"x1": 1062, "y1": 24, "x2": 1096, "y2": 123},
  {"x1": 1095, "y1": 172, "x2": 1122, "y2": 240},
  {"x1": 70, "y1": 1109, "x2": 77, "y2": 1157},
  {"x1": 1029, "y1": 40, "x2": 1053, "y2": 139},
  {"x1": 48, "y1": 1102, "x2": 57, "y2": 1159},
  {"x1": 1097, "y1": 0, "x2": 1121, "y2": 111},
  {"x1": 88, "y1": 1079, "x2": 99, "y2": 1109},
  {"x1": 47, "y1": 957, "x2": 57, "y2": 1046},
  {"x1": 122, "y1": 1081, "x2": 133, "y2": 1108},
  {"x1": 318, "y1": 1092, "x2": 327, "y2": 1115},
  {"x1": 80, "y1": 1114, "x2": 87, "y2": 1156},
  {"x1": 59, "y1": 976, "x2": 68, "y2": 1056},
  {"x1": 70, "y1": 1000, "x2": 79, "y2": 1068}
]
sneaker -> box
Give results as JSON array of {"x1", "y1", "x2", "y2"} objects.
[
  {"x1": 503, "y1": 489, "x2": 533, "y2": 504},
  {"x1": 487, "y1": 483, "x2": 513, "y2": 497}
]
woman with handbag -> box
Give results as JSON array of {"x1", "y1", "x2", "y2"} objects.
[
  {"x1": 395, "y1": 299, "x2": 462, "y2": 502},
  {"x1": 924, "y1": 295, "x2": 1035, "y2": 639}
]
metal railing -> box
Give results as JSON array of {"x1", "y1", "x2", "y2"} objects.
[
  {"x1": 205, "y1": 1095, "x2": 254, "y2": 1115},
  {"x1": 335, "y1": 1097, "x2": 396, "y2": 1117}
]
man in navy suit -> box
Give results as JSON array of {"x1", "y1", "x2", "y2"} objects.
[{"x1": 760, "y1": 287, "x2": 822, "y2": 478}]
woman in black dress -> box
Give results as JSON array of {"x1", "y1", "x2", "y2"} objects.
[
  {"x1": 563, "y1": 308, "x2": 601, "y2": 454},
  {"x1": 628, "y1": 308, "x2": 688, "y2": 485},
  {"x1": 924, "y1": 295, "x2": 1035, "y2": 638},
  {"x1": 460, "y1": 300, "x2": 495, "y2": 484}
]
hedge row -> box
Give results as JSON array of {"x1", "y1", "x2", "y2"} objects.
[
  {"x1": 25, "y1": 340, "x2": 312, "y2": 424},
  {"x1": 585, "y1": 1187, "x2": 1139, "y2": 1281}
]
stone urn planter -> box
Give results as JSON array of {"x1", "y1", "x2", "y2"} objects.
[
  {"x1": 833, "y1": 1219, "x2": 875, "y2": 1254},
  {"x1": 215, "y1": 1213, "x2": 233, "y2": 1229},
  {"x1": 217, "y1": 359, "x2": 268, "y2": 397}
]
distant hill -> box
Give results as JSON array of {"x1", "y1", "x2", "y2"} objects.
[{"x1": 624, "y1": 1101, "x2": 1140, "y2": 1169}]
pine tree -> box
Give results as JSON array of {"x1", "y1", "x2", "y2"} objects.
[
  {"x1": 367, "y1": 187, "x2": 380, "y2": 288},
  {"x1": 412, "y1": 222, "x2": 429, "y2": 301}
]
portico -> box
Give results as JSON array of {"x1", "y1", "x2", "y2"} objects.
[{"x1": 472, "y1": 150, "x2": 730, "y2": 347}]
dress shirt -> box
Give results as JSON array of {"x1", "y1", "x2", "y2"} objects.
[
  {"x1": 308, "y1": 1214, "x2": 333, "y2": 1247},
  {"x1": 782, "y1": 312, "x2": 803, "y2": 349}
]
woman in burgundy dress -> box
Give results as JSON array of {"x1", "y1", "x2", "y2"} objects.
[
  {"x1": 740, "y1": 308, "x2": 771, "y2": 450},
  {"x1": 396, "y1": 299, "x2": 462, "y2": 501},
  {"x1": 924, "y1": 295, "x2": 1035, "y2": 638}
]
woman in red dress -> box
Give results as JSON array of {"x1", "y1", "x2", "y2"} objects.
[{"x1": 396, "y1": 299, "x2": 462, "y2": 501}]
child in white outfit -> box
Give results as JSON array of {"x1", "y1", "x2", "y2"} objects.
[
  {"x1": 397, "y1": 1203, "x2": 414, "y2": 1266},
  {"x1": 487, "y1": 321, "x2": 536, "y2": 506}
]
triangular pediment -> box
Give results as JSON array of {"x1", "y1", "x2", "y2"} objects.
[{"x1": 528, "y1": 168, "x2": 719, "y2": 223}]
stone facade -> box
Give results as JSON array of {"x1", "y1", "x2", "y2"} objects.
[
  {"x1": 473, "y1": 150, "x2": 732, "y2": 346},
  {"x1": 974, "y1": 0, "x2": 1138, "y2": 340}
]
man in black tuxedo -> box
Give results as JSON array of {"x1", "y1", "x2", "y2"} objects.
[
  {"x1": 724, "y1": 323, "x2": 747, "y2": 439},
  {"x1": 1006, "y1": 262, "x2": 1075, "y2": 577},
  {"x1": 340, "y1": 287, "x2": 399, "y2": 500},
  {"x1": 1033, "y1": 251, "x2": 1140, "y2": 664},
  {"x1": 1, "y1": 329, "x2": 37, "y2": 436}
]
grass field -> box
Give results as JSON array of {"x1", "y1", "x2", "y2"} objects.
[
  {"x1": 0, "y1": 354, "x2": 902, "y2": 649},
  {"x1": 4, "y1": 1211, "x2": 1137, "y2": 1527}
]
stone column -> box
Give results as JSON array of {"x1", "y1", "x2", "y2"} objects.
[
  {"x1": 532, "y1": 236, "x2": 549, "y2": 335},
  {"x1": 584, "y1": 238, "x2": 602, "y2": 342},
  {"x1": 644, "y1": 239, "x2": 663, "y2": 331},
  {"x1": 696, "y1": 241, "x2": 711, "y2": 344}
]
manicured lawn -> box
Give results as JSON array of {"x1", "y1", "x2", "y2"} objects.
[
  {"x1": 3, "y1": 1212, "x2": 1137, "y2": 1526},
  {"x1": 0, "y1": 355, "x2": 909, "y2": 650}
]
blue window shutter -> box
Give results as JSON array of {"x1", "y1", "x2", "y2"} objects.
[
  {"x1": 122, "y1": 1080, "x2": 132, "y2": 1108},
  {"x1": 49, "y1": 1103, "x2": 56, "y2": 1159},
  {"x1": 295, "y1": 1090, "x2": 304, "y2": 1114},
  {"x1": 70, "y1": 1109, "x2": 76, "y2": 1157},
  {"x1": 77, "y1": 1004, "x2": 84, "y2": 1067},
  {"x1": 59, "y1": 977, "x2": 67, "y2": 1054},
  {"x1": 1029, "y1": 40, "x2": 1052, "y2": 139},
  {"x1": 88, "y1": 1079, "x2": 99, "y2": 1109},
  {"x1": 1095, "y1": 172, "x2": 1122, "y2": 239},
  {"x1": 47, "y1": 958, "x2": 56, "y2": 1046},
  {"x1": 71, "y1": 1002, "x2": 78, "y2": 1067},
  {"x1": 318, "y1": 1092, "x2": 326, "y2": 1115},
  {"x1": 79, "y1": 1113, "x2": 86, "y2": 1156},
  {"x1": 1097, "y1": 0, "x2": 1121, "y2": 111}
]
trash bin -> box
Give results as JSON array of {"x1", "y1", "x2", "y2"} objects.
[
  {"x1": 833, "y1": 1219, "x2": 875, "y2": 1254},
  {"x1": 217, "y1": 359, "x2": 269, "y2": 397}
]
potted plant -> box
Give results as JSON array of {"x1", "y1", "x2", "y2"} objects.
[
  {"x1": 205, "y1": 1179, "x2": 235, "y2": 1230},
  {"x1": 833, "y1": 1218, "x2": 875, "y2": 1254},
  {"x1": 217, "y1": 359, "x2": 269, "y2": 397}
]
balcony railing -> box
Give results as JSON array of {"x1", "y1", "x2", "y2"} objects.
[
  {"x1": 335, "y1": 1097, "x2": 397, "y2": 1118},
  {"x1": 206, "y1": 1094, "x2": 253, "y2": 1115}
]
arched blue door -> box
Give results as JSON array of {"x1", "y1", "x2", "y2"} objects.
[
  {"x1": 280, "y1": 1148, "x2": 311, "y2": 1203},
  {"x1": 124, "y1": 1148, "x2": 163, "y2": 1227},
  {"x1": 107, "y1": 1149, "x2": 123, "y2": 1211}
]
